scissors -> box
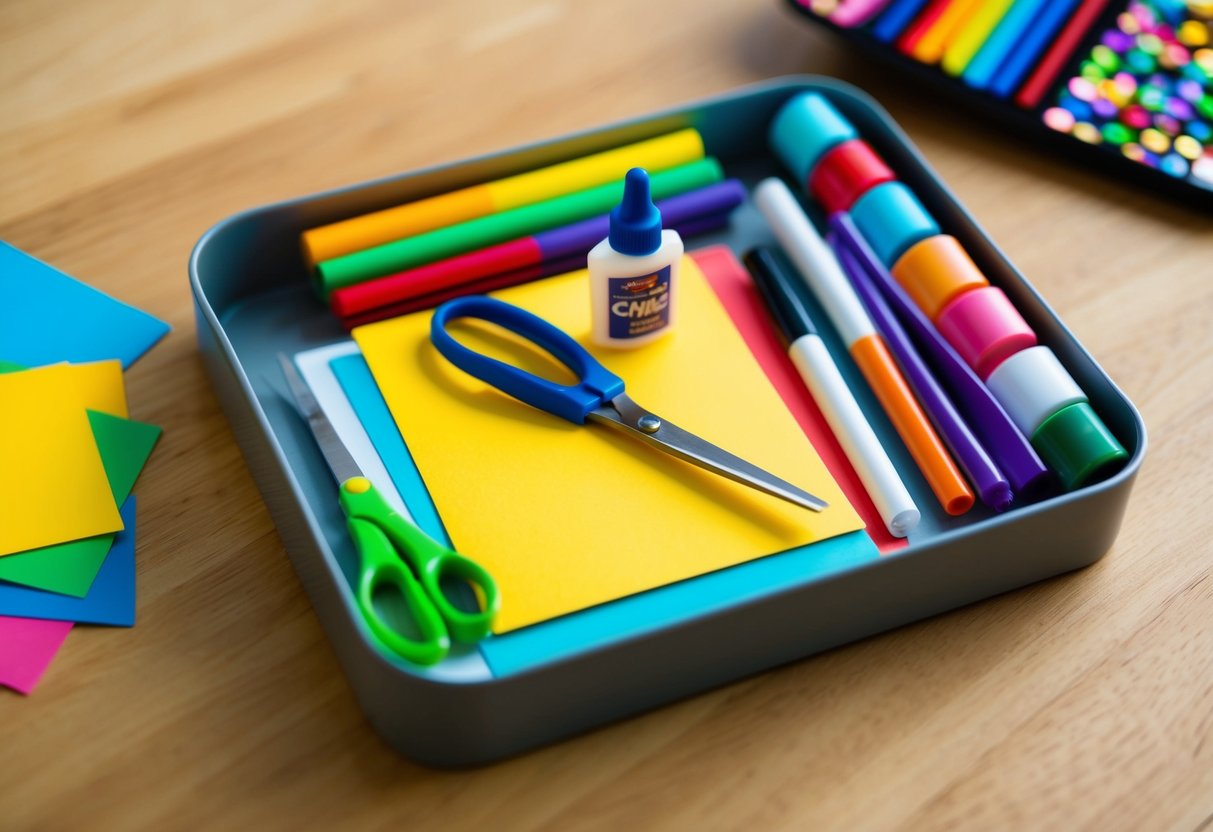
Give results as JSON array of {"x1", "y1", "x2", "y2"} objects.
[
  {"x1": 277, "y1": 353, "x2": 500, "y2": 666},
  {"x1": 430, "y1": 296, "x2": 828, "y2": 513}
]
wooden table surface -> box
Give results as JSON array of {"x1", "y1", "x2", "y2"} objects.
[{"x1": 2, "y1": 0, "x2": 1211, "y2": 828}]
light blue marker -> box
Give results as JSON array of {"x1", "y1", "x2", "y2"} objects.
[
  {"x1": 989, "y1": 0, "x2": 1081, "y2": 99},
  {"x1": 962, "y1": 0, "x2": 1051, "y2": 90}
]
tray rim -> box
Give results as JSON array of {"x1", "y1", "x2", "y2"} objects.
[{"x1": 189, "y1": 74, "x2": 1149, "y2": 691}]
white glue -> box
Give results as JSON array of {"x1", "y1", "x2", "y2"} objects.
[{"x1": 589, "y1": 168, "x2": 683, "y2": 348}]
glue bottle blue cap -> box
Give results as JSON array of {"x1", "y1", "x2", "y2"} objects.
[{"x1": 609, "y1": 168, "x2": 662, "y2": 256}]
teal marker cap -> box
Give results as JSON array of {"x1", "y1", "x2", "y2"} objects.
[
  {"x1": 609, "y1": 168, "x2": 662, "y2": 255},
  {"x1": 850, "y1": 182, "x2": 942, "y2": 267},
  {"x1": 1032, "y1": 402, "x2": 1129, "y2": 490},
  {"x1": 770, "y1": 93, "x2": 859, "y2": 185}
]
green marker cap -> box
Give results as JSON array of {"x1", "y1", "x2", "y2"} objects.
[{"x1": 1031, "y1": 402, "x2": 1128, "y2": 491}]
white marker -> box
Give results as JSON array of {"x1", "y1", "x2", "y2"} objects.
[{"x1": 743, "y1": 247, "x2": 919, "y2": 538}]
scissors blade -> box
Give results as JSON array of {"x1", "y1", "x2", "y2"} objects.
[
  {"x1": 588, "y1": 393, "x2": 828, "y2": 512},
  {"x1": 277, "y1": 353, "x2": 364, "y2": 485}
]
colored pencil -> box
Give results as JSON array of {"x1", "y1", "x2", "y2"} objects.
[
  {"x1": 990, "y1": 0, "x2": 1083, "y2": 98},
  {"x1": 873, "y1": 0, "x2": 933, "y2": 43}
]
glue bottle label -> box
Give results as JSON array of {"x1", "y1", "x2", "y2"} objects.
[{"x1": 607, "y1": 265, "x2": 672, "y2": 339}]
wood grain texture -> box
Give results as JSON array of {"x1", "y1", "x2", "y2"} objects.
[{"x1": 1, "y1": 0, "x2": 1211, "y2": 828}]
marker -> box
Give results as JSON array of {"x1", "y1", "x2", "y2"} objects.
[
  {"x1": 873, "y1": 0, "x2": 934, "y2": 43},
  {"x1": 754, "y1": 178, "x2": 973, "y2": 515},
  {"x1": 986, "y1": 0, "x2": 1083, "y2": 100},
  {"x1": 961, "y1": 0, "x2": 1053, "y2": 90},
  {"x1": 337, "y1": 213, "x2": 735, "y2": 329},
  {"x1": 744, "y1": 247, "x2": 919, "y2": 538},
  {"x1": 830, "y1": 212, "x2": 1051, "y2": 499},
  {"x1": 330, "y1": 180, "x2": 746, "y2": 320},
  {"x1": 833, "y1": 234, "x2": 1011, "y2": 511},
  {"x1": 301, "y1": 128, "x2": 705, "y2": 264},
  {"x1": 1012, "y1": 0, "x2": 1109, "y2": 106},
  {"x1": 940, "y1": 0, "x2": 1017, "y2": 76},
  {"x1": 316, "y1": 158, "x2": 724, "y2": 297}
]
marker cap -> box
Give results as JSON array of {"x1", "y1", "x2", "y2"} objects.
[
  {"x1": 809, "y1": 139, "x2": 896, "y2": 213},
  {"x1": 770, "y1": 93, "x2": 859, "y2": 186},
  {"x1": 1031, "y1": 402, "x2": 1128, "y2": 490},
  {"x1": 935, "y1": 286, "x2": 1037, "y2": 378},
  {"x1": 850, "y1": 182, "x2": 941, "y2": 267},
  {"x1": 985, "y1": 346, "x2": 1086, "y2": 437},
  {"x1": 891, "y1": 234, "x2": 990, "y2": 320}
]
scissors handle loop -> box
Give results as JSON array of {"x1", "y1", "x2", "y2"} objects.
[
  {"x1": 346, "y1": 515, "x2": 452, "y2": 666},
  {"x1": 431, "y1": 296, "x2": 626, "y2": 424},
  {"x1": 341, "y1": 479, "x2": 499, "y2": 664}
]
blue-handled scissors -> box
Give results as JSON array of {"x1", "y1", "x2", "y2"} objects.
[{"x1": 430, "y1": 295, "x2": 828, "y2": 512}]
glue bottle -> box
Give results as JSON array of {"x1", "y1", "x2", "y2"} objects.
[{"x1": 589, "y1": 167, "x2": 683, "y2": 348}]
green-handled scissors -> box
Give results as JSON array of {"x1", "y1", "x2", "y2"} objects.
[{"x1": 277, "y1": 353, "x2": 499, "y2": 665}]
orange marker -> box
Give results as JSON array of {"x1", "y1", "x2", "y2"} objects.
[{"x1": 754, "y1": 178, "x2": 973, "y2": 515}]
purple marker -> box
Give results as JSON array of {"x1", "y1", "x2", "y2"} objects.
[
  {"x1": 829, "y1": 212, "x2": 1051, "y2": 499},
  {"x1": 834, "y1": 242, "x2": 1012, "y2": 511}
]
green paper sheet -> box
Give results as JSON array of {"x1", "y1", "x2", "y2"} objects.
[{"x1": 0, "y1": 404, "x2": 160, "y2": 597}]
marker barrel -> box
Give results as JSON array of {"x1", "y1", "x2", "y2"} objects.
[
  {"x1": 745, "y1": 246, "x2": 919, "y2": 538},
  {"x1": 831, "y1": 213, "x2": 1050, "y2": 498},
  {"x1": 837, "y1": 242, "x2": 1010, "y2": 511},
  {"x1": 754, "y1": 178, "x2": 973, "y2": 514},
  {"x1": 790, "y1": 335, "x2": 921, "y2": 536},
  {"x1": 317, "y1": 158, "x2": 723, "y2": 297}
]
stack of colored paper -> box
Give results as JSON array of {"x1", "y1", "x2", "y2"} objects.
[{"x1": 0, "y1": 242, "x2": 169, "y2": 694}]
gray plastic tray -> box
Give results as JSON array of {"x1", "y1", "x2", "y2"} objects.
[{"x1": 191, "y1": 76, "x2": 1146, "y2": 767}]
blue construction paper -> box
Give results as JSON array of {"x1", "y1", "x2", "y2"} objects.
[
  {"x1": 0, "y1": 241, "x2": 170, "y2": 369},
  {"x1": 330, "y1": 353, "x2": 881, "y2": 677},
  {"x1": 0, "y1": 497, "x2": 136, "y2": 626}
]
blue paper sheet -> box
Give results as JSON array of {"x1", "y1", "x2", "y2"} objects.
[
  {"x1": 0, "y1": 497, "x2": 136, "y2": 626},
  {"x1": 329, "y1": 353, "x2": 881, "y2": 677},
  {"x1": 0, "y1": 241, "x2": 170, "y2": 369}
]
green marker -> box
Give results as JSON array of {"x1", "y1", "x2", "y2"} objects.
[{"x1": 316, "y1": 158, "x2": 724, "y2": 297}]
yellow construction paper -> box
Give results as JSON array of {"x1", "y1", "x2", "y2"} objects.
[
  {"x1": 0, "y1": 361, "x2": 128, "y2": 556},
  {"x1": 353, "y1": 259, "x2": 862, "y2": 633}
]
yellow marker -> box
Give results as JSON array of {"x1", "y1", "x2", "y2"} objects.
[
  {"x1": 941, "y1": 0, "x2": 1017, "y2": 76},
  {"x1": 302, "y1": 128, "x2": 705, "y2": 265},
  {"x1": 909, "y1": 0, "x2": 985, "y2": 65}
]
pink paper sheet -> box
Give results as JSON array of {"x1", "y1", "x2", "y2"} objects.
[
  {"x1": 693, "y1": 246, "x2": 906, "y2": 554},
  {"x1": 0, "y1": 615, "x2": 73, "y2": 694}
]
